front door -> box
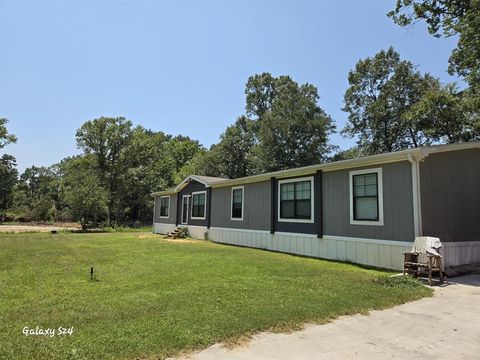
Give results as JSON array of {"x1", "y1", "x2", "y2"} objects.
[{"x1": 181, "y1": 195, "x2": 189, "y2": 224}]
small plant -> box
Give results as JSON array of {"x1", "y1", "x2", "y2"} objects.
[
  {"x1": 101, "y1": 226, "x2": 116, "y2": 233},
  {"x1": 374, "y1": 275, "x2": 424, "y2": 289},
  {"x1": 176, "y1": 227, "x2": 190, "y2": 239}
]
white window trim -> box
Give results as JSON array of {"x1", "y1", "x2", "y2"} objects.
[
  {"x1": 230, "y1": 186, "x2": 244, "y2": 221},
  {"x1": 278, "y1": 176, "x2": 314, "y2": 224},
  {"x1": 181, "y1": 195, "x2": 189, "y2": 225},
  {"x1": 191, "y1": 190, "x2": 207, "y2": 220},
  {"x1": 159, "y1": 195, "x2": 170, "y2": 218},
  {"x1": 349, "y1": 167, "x2": 384, "y2": 226}
]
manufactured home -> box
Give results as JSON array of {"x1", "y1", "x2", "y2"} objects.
[{"x1": 152, "y1": 142, "x2": 480, "y2": 272}]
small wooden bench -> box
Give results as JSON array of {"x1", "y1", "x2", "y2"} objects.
[{"x1": 403, "y1": 252, "x2": 444, "y2": 285}]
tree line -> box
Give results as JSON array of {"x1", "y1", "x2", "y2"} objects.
[{"x1": 0, "y1": 0, "x2": 478, "y2": 229}]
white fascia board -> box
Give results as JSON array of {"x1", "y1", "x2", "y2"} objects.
[
  {"x1": 209, "y1": 142, "x2": 480, "y2": 190},
  {"x1": 211, "y1": 152, "x2": 410, "y2": 189}
]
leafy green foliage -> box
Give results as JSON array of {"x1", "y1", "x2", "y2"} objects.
[
  {"x1": 388, "y1": 0, "x2": 480, "y2": 92},
  {"x1": 3, "y1": 117, "x2": 203, "y2": 226},
  {"x1": 192, "y1": 73, "x2": 336, "y2": 178},
  {"x1": 62, "y1": 156, "x2": 108, "y2": 230},
  {"x1": 0, "y1": 155, "x2": 18, "y2": 212},
  {"x1": 0, "y1": 119, "x2": 17, "y2": 214},
  {"x1": 206, "y1": 116, "x2": 257, "y2": 178},
  {"x1": 75, "y1": 117, "x2": 133, "y2": 224},
  {"x1": 11, "y1": 165, "x2": 62, "y2": 222},
  {"x1": 330, "y1": 147, "x2": 363, "y2": 161},
  {"x1": 74, "y1": 118, "x2": 204, "y2": 226},
  {"x1": 405, "y1": 83, "x2": 479, "y2": 142},
  {"x1": 342, "y1": 47, "x2": 475, "y2": 154},
  {"x1": 374, "y1": 275, "x2": 426, "y2": 289},
  {"x1": 247, "y1": 73, "x2": 336, "y2": 173},
  {"x1": 175, "y1": 227, "x2": 190, "y2": 238},
  {"x1": 0, "y1": 118, "x2": 17, "y2": 149}
]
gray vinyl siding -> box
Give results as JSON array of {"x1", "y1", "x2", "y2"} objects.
[
  {"x1": 210, "y1": 181, "x2": 270, "y2": 231},
  {"x1": 420, "y1": 148, "x2": 480, "y2": 243},
  {"x1": 154, "y1": 195, "x2": 177, "y2": 224},
  {"x1": 178, "y1": 180, "x2": 208, "y2": 227},
  {"x1": 323, "y1": 161, "x2": 415, "y2": 242}
]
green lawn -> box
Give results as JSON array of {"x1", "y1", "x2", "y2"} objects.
[{"x1": 0, "y1": 232, "x2": 431, "y2": 360}]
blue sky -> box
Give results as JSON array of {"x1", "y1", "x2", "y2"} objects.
[{"x1": 0, "y1": 0, "x2": 459, "y2": 171}]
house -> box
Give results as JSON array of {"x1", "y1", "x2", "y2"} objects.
[{"x1": 152, "y1": 142, "x2": 480, "y2": 271}]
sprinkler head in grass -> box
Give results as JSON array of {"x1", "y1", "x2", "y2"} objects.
[{"x1": 90, "y1": 267, "x2": 100, "y2": 282}]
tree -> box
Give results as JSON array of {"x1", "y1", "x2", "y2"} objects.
[
  {"x1": 0, "y1": 118, "x2": 17, "y2": 149},
  {"x1": 243, "y1": 73, "x2": 336, "y2": 173},
  {"x1": 118, "y1": 127, "x2": 172, "y2": 225},
  {"x1": 0, "y1": 118, "x2": 18, "y2": 214},
  {"x1": 177, "y1": 116, "x2": 258, "y2": 180},
  {"x1": 0, "y1": 155, "x2": 18, "y2": 211},
  {"x1": 405, "y1": 83, "x2": 479, "y2": 143},
  {"x1": 173, "y1": 148, "x2": 222, "y2": 184},
  {"x1": 75, "y1": 120, "x2": 203, "y2": 226},
  {"x1": 255, "y1": 78, "x2": 336, "y2": 171},
  {"x1": 342, "y1": 47, "x2": 440, "y2": 154},
  {"x1": 162, "y1": 136, "x2": 203, "y2": 174},
  {"x1": 161, "y1": 135, "x2": 204, "y2": 187},
  {"x1": 13, "y1": 165, "x2": 62, "y2": 221},
  {"x1": 330, "y1": 147, "x2": 363, "y2": 162},
  {"x1": 76, "y1": 117, "x2": 133, "y2": 224},
  {"x1": 213, "y1": 116, "x2": 257, "y2": 178},
  {"x1": 194, "y1": 73, "x2": 336, "y2": 177},
  {"x1": 62, "y1": 156, "x2": 108, "y2": 230},
  {"x1": 388, "y1": 0, "x2": 480, "y2": 92}
]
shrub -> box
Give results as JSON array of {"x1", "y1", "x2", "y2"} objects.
[{"x1": 176, "y1": 227, "x2": 190, "y2": 239}]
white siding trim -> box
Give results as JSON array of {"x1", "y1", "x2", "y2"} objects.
[
  {"x1": 443, "y1": 241, "x2": 480, "y2": 247},
  {"x1": 154, "y1": 222, "x2": 176, "y2": 234},
  {"x1": 349, "y1": 167, "x2": 384, "y2": 226},
  {"x1": 178, "y1": 224, "x2": 206, "y2": 230},
  {"x1": 191, "y1": 190, "x2": 207, "y2": 220},
  {"x1": 208, "y1": 227, "x2": 410, "y2": 270},
  {"x1": 275, "y1": 231, "x2": 318, "y2": 238},
  {"x1": 322, "y1": 235, "x2": 411, "y2": 247},
  {"x1": 230, "y1": 186, "x2": 244, "y2": 221},
  {"x1": 209, "y1": 226, "x2": 271, "y2": 234},
  {"x1": 277, "y1": 176, "x2": 315, "y2": 224},
  {"x1": 441, "y1": 241, "x2": 480, "y2": 267},
  {"x1": 179, "y1": 224, "x2": 207, "y2": 239}
]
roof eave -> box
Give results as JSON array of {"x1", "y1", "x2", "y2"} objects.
[
  {"x1": 153, "y1": 141, "x2": 480, "y2": 192},
  {"x1": 210, "y1": 150, "x2": 412, "y2": 188},
  {"x1": 210, "y1": 141, "x2": 480, "y2": 189}
]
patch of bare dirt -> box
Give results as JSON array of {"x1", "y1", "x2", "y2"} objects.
[
  {"x1": 164, "y1": 238, "x2": 196, "y2": 243},
  {"x1": 0, "y1": 224, "x2": 80, "y2": 233}
]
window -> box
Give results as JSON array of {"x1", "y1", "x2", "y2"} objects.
[
  {"x1": 191, "y1": 191, "x2": 206, "y2": 219},
  {"x1": 231, "y1": 186, "x2": 244, "y2": 220},
  {"x1": 349, "y1": 168, "x2": 384, "y2": 226},
  {"x1": 278, "y1": 177, "x2": 314, "y2": 223},
  {"x1": 159, "y1": 196, "x2": 170, "y2": 218},
  {"x1": 353, "y1": 173, "x2": 378, "y2": 220}
]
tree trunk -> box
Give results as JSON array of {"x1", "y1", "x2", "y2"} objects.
[{"x1": 409, "y1": 127, "x2": 418, "y2": 148}]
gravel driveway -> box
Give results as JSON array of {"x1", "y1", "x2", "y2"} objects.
[{"x1": 176, "y1": 275, "x2": 480, "y2": 360}]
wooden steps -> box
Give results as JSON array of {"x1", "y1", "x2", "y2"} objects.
[{"x1": 165, "y1": 228, "x2": 182, "y2": 239}]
